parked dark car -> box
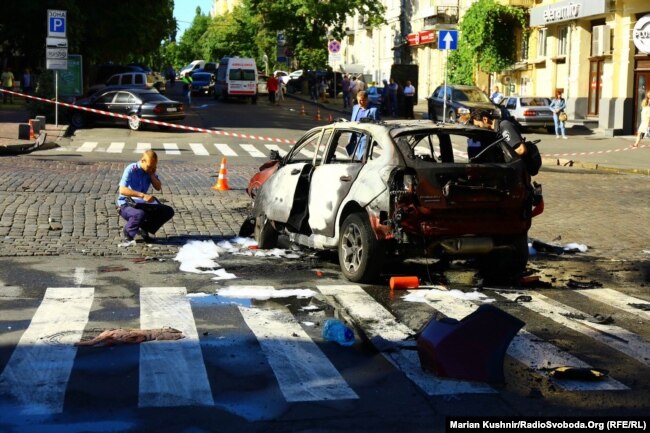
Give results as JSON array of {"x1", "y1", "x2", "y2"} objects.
[
  {"x1": 70, "y1": 88, "x2": 185, "y2": 131},
  {"x1": 243, "y1": 120, "x2": 543, "y2": 282},
  {"x1": 427, "y1": 85, "x2": 498, "y2": 123},
  {"x1": 190, "y1": 72, "x2": 215, "y2": 96}
]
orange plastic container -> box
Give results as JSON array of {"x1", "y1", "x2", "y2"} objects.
[{"x1": 389, "y1": 276, "x2": 420, "y2": 290}]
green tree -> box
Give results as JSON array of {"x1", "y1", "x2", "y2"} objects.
[
  {"x1": 449, "y1": 0, "x2": 527, "y2": 85},
  {"x1": 175, "y1": 6, "x2": 211, "y2": 67}
]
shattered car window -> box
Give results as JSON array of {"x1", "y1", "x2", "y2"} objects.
[
  {"x1": 315, "y1": 130, "x2": 332, "y2": 165},
  {"x1": 287, "y1": 131, "x2": 321, "y2": 163},
  {"x1": 329, "y1": 130, "x2": 371, "y2": 163}
]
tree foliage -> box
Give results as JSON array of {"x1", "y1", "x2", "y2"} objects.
[{"x1": 449, "y1": 0, "x2": 527, "y2": 85}]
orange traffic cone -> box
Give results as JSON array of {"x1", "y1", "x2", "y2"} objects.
[
  {"x1": 300, "y1": 104, "x2": 306, "y2": 115},
  {"x1": 315, "y1": 109, "x2": 321, "y2": 121},
  {"x1": 28, "y1": 119, "x2": 36, "y2": 140},
  {"x1": 212, "y1": 157, "x2": 230, "y2": 191}
]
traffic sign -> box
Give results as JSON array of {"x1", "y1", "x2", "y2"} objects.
[
  {"x1": 328, "y1": 40, "x2": 341, "y2": 54},
  {"x1": 438, "y1": 30, "x2": 458, "y2": 50},
  {"x1": 47, "y1": 10, "x2": 67, "y2": 38}
]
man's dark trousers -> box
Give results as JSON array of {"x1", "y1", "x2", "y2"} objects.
[{"x1": 119, "y1": 204, "x2": 174, "y2": 238}]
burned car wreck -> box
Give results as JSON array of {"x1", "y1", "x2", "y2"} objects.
[{"x1": 244, "y1": 120, "x2": 543, "y2": 282}]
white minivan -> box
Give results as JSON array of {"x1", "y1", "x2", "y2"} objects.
[
  {"x1": 179, "y1": 60, "x2": 205, "y2": 78},
  {"x1": 214, "y1": 57, "x2": 258, "y2": 103}
]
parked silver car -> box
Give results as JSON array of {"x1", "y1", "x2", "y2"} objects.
[
  {"x1": 246, "y1": 120, "x2": 543, "y2": 282},
  {"x1": 499, "y1": 96, "x2": 554, "y2": 132}
]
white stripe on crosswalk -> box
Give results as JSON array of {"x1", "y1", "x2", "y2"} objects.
[
  {"x1": 240, "y1": 144, "x2": 265, "y2": 158},
  {"x1": 163, "y1": 143, "x2": 180, "y2": 155},
  {"x1": 298, "y1": 148, "x2": 314, "y2": 158},
  {"x1": 139, "y1": 287, "x2": 214, "y2": 407},
  {"x1": 135, "y1": 142, "x2": 151, "y2": 154},
  {"x1": 264, "y1": 144, "x2": 287, "y2": 157},
  {"x1": 106, "y1": 142, "x2": 125, "y2": 153},
  {"x1": 0, "y1": 287, "x2": 94, "y2": 414},
  {"x1": 239, "y1": 300, "x2": 358, "y2": 402},
  {"x1": 500, "y1": 292, "x2": 650, "y2": 367},
  {"x1": 318, "y1": 285, "x2": 496, "y2": 395},
  {"x1": 77, "y1": 142, "x2": 98, "y2": 152},
  {"x1": 576, "y1": 288, "x2": 650, "y2": 320},
  {"x1": 214, "y1": 143, "x2": 237, "y2": 157},
  {"x1": 413, "y1": 290, "x2": 627, "y2": 391},
  {"x1": 189, "y1": 142, "x2": 210, "y2": 156}
]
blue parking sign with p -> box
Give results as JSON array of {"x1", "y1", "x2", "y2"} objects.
[{"x1": 47, "y1": 10, "x2": 67, "y2": 37}]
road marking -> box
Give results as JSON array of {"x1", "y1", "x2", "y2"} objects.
[
  {"x1": 265, "y1": 144, "x2": 287, "y2": 157},
  {"x1": 189, "y1": 142, "x2": 210, "y2": 156},
  {"x1": 163, "y1": 143, "x2": 180, "y2": 155},
  {"x1": 238, "y1": 299, "x2": 358, "y2": 402},
  {"x1": 576, "y1": 288, "x2": 650, "y2": 320},
  {"x1": 0, "y1": 287, "x2": 94, "y2": 414},
  {"x1": 135, "y1": 142, "x2": 151, "y2": 154},
  {"x1": 298, "y1": 148, "x2": 314, "y2": 158},
  {"x1": 76, "y1": 141, "x2": 98, "y2": 152},
  {"x1": 106, "y1": 142, "x2": 125, "y2": 153},
  {"x1": 414, "y1": 290, "x2": 627, "y2": 391},
  {"x1": 214, "y1": 143, "x2": 237, "y2": 157},
  {"x1": 500, "y1": 292, "x2": 650, "y2": 367},
  {"x1": 139, "y1": 287, "x2": 214, "y2": 407},
  {"x1": 318, "y1": 285, "x2": 495, "y2": 395},
  {"x1": 240, "y1": 144, "x2": 265, "y2": 158}
]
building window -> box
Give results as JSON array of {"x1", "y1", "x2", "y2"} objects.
[
  {"x1": 557, "y1": 26, "x2": 568, "y2": 56},
  {"x1": 518, "y1": 30, "x2": 529, "y2": 62},
  {"x1": 537, "y1": 28, "x2": 547, "y2": 58}
]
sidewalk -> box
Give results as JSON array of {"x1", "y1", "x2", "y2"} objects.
[
  {"x1": 287, "y1": 91, "x2": 650, "y2": 175},
  {"x1": 0, "y1": 108, "x2": 68, "y2": 154}
]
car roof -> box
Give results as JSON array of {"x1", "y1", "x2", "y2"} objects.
[{"x1": 314, "y1": 119, "x2": 498, "y2": 139}]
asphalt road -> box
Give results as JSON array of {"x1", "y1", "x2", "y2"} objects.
[{"x1": 0, "y1": 89, "x2": 649, "y2": 432}]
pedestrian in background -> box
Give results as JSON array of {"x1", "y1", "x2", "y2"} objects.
[
  {"x1": 341, "y1": 75, "x2": 351, "y2": 109},
  {"x1": 349, "y1": 76, "x2": 359, "y2": 105},
  {"x1": 1, "y1": 67, "x2": 14, "y2": 104},
  {"x1": 276, "y1": 77, "x2": 285, "y2": 104},
  {"x1": 381, "y1": 79, "x2": 389, "y2": 115},
  {"x1": 21, "y1": 68, "x2": 33, "y2": 104},
  {"x1": 550, "y1": 89, "x2": 567, "y2": 139},
  {"x1": 388, "y1": 78, "x2": 399, "y2": 117},
  {"x1": 267, "y1": 73, "x2": 278, "y2": 105},
  {"x1": 181, "y1": 74, "x2": 192, "y2": 107},
  {"x1": 308, "y1": 72, "x2": 319, "y2": 103},
  {"x1": 166, "y1": 65, "x2": 176, "y2": 87},
  {"x1": 319, "y1": 77, "x2": 329, "y2": 103},
  {"x1": 632, "y1": 89, "x2": 650, "y2": 148},
  {"x1": 403, "y1": 80, "x2": 415, "y2": 119},
  {"x1": 116, "y1": 150, "x2": 175, "y2": 245},
  {"x1": 347, "y1": 90, "x2": 380, "y2": 160},
  {"x1": 490, "y1": 86, "x2": 504, "y2": 104}
]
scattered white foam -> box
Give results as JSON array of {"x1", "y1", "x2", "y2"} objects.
[
  {"x1": 564, "y1": 243, "x2": 588, "y2": 252},
  {"x1": 403, "y1": 289, "x2": 494, "y2": 304},
  {"x1": 175, "y1": 240, "x2": 222, "y2": 274},
  {"x1": 217, "y1": 287, "x2": 317, "y2": 301},
  {"x1": 212, "y1": 268, "x2": 237, "y2": 281}
]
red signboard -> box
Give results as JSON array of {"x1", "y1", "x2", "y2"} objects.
[{"x1": 407, "y1": 30, "x2": 437, "y2": 46}]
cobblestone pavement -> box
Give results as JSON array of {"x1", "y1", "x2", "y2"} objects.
[{"x1": 0, "y1": 156, "x2": 648, "y2": 262}]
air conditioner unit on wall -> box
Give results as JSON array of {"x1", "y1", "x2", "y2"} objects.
[{"x1": 592, "y1": 25, "x2": 611, "y2": 56}]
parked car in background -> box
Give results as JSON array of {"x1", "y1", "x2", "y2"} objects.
[
  {"x1": 366, "y1": 85, "x2": 383, "y2": 108},
  {"x1": 190, "y1": 72, "x2": 215, "y2": 96},
  {"x1": 87, "y1": 72, "x2": 156, "y2": 96},
  {"x1": 127, "y1": 64, "x2": 166, "y2": 93},
  {"x1": 427, "y1": 85, "x2": 499, "y2": 123},
  {"x1": 499, "y1": 96, "x2": 554, "y2": 132},
  {"x1": 274, "y1": 70, "x2": 290, "y2": 85},
  {"x1": 70, "y1": 88, "x2": 185, "y2": 131},
  {"x1": 214, "y1": 57, "x2": 258, "y2": 103},
  {"x1": 257, "y1": 74, "x2": 269, "y2": 94},
  {"x1": 243, "y1": 120, "x2": 543, "y2": 282},
  {"x1": 179, "y1": 60, "x2": 205, "y2": 78}
]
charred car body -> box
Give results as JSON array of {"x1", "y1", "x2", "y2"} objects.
[{"x1": 245, "y1": 120, "x2": 543, "y2": 282}]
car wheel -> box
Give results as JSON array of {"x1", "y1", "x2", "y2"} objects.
[
  {"x1": 128, "y1": 114, "x2": 141, "y2": 131},
  {"x1": 71, "y1": 112, "x2": 85, "y2": 129},
  {"x1": 479, "y1": 234, "x2": 529, "y2": 280},
  {"x1": 338, "y1": 213, "x2": 383, "y2": 283},
  {"x1": 254, "y1": 214, "x2": 278, "y2": 249}
]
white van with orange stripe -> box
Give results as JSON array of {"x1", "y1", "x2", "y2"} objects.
[{"x1": 214, "y1": 57, "x2": 258, "y2": 103}]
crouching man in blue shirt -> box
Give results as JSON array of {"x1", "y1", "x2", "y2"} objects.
[{"x1": 117, "y1": 150, "x2": 174, "y2": 243}]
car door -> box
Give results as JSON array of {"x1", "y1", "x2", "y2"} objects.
[
  {"x1": 92, "y1": 91, "x2": 118, "y2": 123},
  {"x1": 308, "y1": 128, "x2": 369, "y2": 237},
  {"x1": 112, "y1": 91, "x2": 138, "y2": 118},
  {"x1": 258, "y1": 130, "x2": 323, "y2": 225}
]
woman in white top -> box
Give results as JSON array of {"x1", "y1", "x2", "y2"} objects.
[{"x1": 633, "y1": 90, "x2": 650, "y2": 148}]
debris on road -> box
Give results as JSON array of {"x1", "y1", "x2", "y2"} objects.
[
  {"x1": 549, "y1": 366, "x2": 608, "y2": 381},
  {"x1": 76, "y1": 327, "x2": 184, "y2": 346},
  {"x1": 566, "y1": 279, "x2": 603, "y2": 289},
  {"x1": 530, "y1": 239, "x2": 589, "y2": 255},
  {"x1": 98, "y1": 266, "x2": 129, "y2": 273}
]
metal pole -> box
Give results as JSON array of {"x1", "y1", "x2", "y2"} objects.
[
  {"x1": 443, "y1": 49, "x2": 448, "y2": 123},
  {"x1": 333, "y1": 71, "x2": 337, "y2": 100},
  {"x1": 55, "y1": 70, "x2": 59, "y2": 127}
]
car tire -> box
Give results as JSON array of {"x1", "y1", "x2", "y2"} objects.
[
  {"x1": 128, "y1": 114, "x2": 141, "y2": 131},
  {"x1": 338, "y1": 213, "x2": 383, "y2": 283},
  {"x1": 254, "y1": 214, "x2": 278, "y2": 249},
  {"x1": 71, "y1": 112, "x2": 85, "y2": 129},
  {"x1": 479, "y1": 234, "x2": 529, "y2": 280}
]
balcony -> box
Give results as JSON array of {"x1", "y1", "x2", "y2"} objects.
[{"x1": 423, "y1": 6, "x2": 459, "y2": 28}]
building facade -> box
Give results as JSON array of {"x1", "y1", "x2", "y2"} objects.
[{"x1": 340, "y1": 0, "x2": 650, "y2": 135}]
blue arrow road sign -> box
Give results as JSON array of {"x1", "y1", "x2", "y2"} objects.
[{"x1": 438, "y1": 30, "x2": 458, "y2": 50}]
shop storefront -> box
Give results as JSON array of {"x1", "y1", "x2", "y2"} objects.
[{"x1": 633, "y1": 13, "x2": 650, "y2": 133}]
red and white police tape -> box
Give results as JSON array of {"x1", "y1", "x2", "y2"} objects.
[
  {"x1": 0, "y1": 88, "x2": 297, "y2": 145},
  {"x1": 1, "y1": 88, "x2": 647, "y2": 155}
]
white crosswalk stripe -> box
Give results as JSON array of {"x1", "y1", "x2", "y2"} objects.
[
  {"x1": 162, "y1": 143, "x2": 181, "y2": 155},
  {"x1": 135, "y1": 142, "x2": 151, "y2": 153},
  {"x1": 500, "y1": 291, "x2": 650, "y2": 367},
  {"x1": 240, "y1": 144, "x2": 266, "y2": 158},
  {"x1": 0, "y1": 287, "x2": 94, "y2": 414},
  {"x1": 139, "y1": 287, "x2": 214, "y2": 407},
  {"x1": 575, "y1": 288, "x2": 650, "y2": 320},
  {"x1": 189, "y1": 142, "x2": 210, "y2": 156},
  {"x1": 265, "y1": 144, "x2": 287, "y2": 157},
  {"x1": 76, "y1": 141, "x2": 98, "y2": 152},
  {"x1": 106, "y1": 142, "x2": 125, "y2": 153},
  {"x1": 214, "y1": 143, "x2": 237, "y2": 156},
  {"x1": 318, "y1": 285, "x2": 496, "y2": 395},
  {"x1": 410, "y1": 289, "x2": 627, "y2": 391}
]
